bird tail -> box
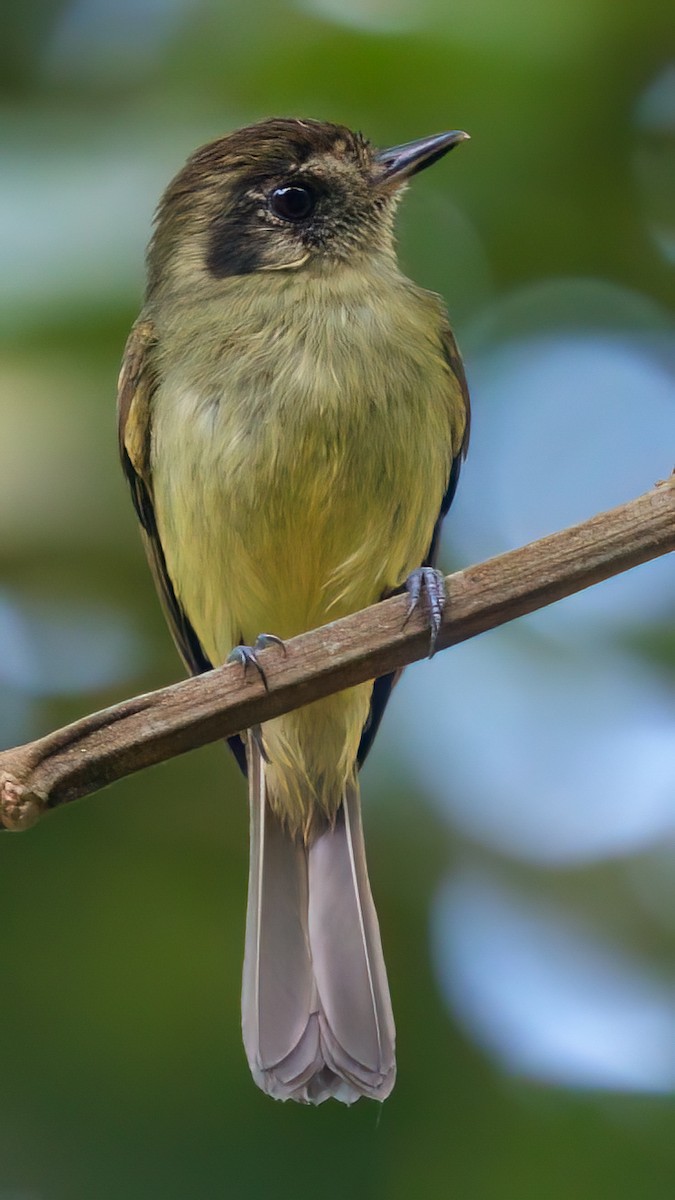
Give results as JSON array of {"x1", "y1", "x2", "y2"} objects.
[{"x1": 241, "y1": 736, "x2": 396, "y2": 1104}]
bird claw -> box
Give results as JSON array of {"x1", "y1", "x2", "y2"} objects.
[
  {"x1": 254, "y1": 633, "x2": 287, "y2": 656},
  {"x1": 227, "y1": 633, "x2": 287, "y2": 691},
  {"x1": 227, "y1": 643, "x2": 268, "y2": 688},
  {"x1": 403, "y1": 567, "x2": 446, "y2": 657}
]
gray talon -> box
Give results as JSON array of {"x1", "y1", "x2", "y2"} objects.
[
  {"x1": 253, "y1": 633, "x2": 287, "y2": 656},
  {"x1": 227, "y1": 632, "x2": 286, "y2": 691},
  {"x1": 227, "y1": 644, "x2": 269, "y2": 689},
  {"x1": 404, "y1": 567, "x2": 446, "y2": 657}
]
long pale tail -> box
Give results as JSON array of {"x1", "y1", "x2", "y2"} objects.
[{"x1": 241, "y1": 739, "x2": 396, "y2": 1104}]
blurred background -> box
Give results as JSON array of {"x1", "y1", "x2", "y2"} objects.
[{"x1": 1, "y1": 0, "x2": 674, "y2": 1196}]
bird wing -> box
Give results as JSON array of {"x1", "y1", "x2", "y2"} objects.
[
  {"x1": 117, "y1": 317, "x2": 213, "y2": 679},
  {"x1": 357, "y1": 322, "x2": 470, "y2": 767},
  {"x1": 424, "y1": 322, "x2": 471, "y2": 568}
]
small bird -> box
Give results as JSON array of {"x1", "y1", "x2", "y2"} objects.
[{"x1": 118, "y1": 118, "x2": 470, "y2": 1104}]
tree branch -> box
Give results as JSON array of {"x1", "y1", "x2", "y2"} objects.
[{"x1": 1, "y1": 479, "x2": 673, "y2": 831}]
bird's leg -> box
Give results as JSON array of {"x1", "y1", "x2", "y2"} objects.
[
  {"x1": 227, "y1": 633, "x2": 287, "y2": 691},
  {"x1": 228, "y1": 635, "x2": 287, "y2": 762},
  {"x1": 403, "y1": 567, "x2": 446, "y2": 658}
]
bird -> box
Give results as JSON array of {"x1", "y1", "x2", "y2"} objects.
[{"x1": 117, "y1": 117, "x2": 470, "y2": 1104}]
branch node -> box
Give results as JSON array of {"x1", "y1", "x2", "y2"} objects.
[{"x1": 1, "y1": 774, "x2": 45, "y2": 832}]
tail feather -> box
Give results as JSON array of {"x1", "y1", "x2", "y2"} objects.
[
  {"x1": 241, "y1": 741, "x2": 322, "y2": 1090},
  {"x1": 309, "y1": 782, "x2": 396, "y2": 1093},
  {"x1": 241, "y1": 738, "x2": 396, "y2": 1104}
]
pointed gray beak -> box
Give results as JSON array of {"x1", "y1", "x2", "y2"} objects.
[{"x1": 374, "y1": 129, "x2": 470, "y2": 184}]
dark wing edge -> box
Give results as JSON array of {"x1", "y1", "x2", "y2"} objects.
[
  {"x1": 357, "y1": 323, "x2": 471, "y2": 768},
  {"x1": 116, "y1": 317, "x2": 216, "y2": 683},
  {"x1": 423, "y1": 324, "x2": 471, "y2": 570}
]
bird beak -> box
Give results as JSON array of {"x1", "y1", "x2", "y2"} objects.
[{"x1": 374, "y1": 130, "x2": 470, "y2": 185}]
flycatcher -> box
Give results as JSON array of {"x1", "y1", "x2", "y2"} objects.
[{"x1": 118, "y1": 117, "x2": 470, "y2": 1104}]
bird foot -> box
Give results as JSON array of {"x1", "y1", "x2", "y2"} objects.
[
  {"x1": 403, "y1": 567, "x2": 446, "y2": 657},
  {"x1": 227, "y1": 633, "x2": 286, "y2": 691}
]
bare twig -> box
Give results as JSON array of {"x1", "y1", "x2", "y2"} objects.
[{"x1": 1, "y1": 479, "x2": 673, "y2": 831}]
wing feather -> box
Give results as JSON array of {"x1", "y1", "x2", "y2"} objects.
[
  {"x1": 117, "y1": 318, "x2": 212, "y2": 678},
  {"x1": 357, "y1": 321, "x2": 470, "y2": 767}
]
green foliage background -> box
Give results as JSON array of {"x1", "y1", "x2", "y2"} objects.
[{"x1": 1, "y1": 1, "x2": 674, "y2": 1197}]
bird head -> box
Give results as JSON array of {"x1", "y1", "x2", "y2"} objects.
[{"x1": 147, "y1": 118, "x2": 468, "y2": 295}]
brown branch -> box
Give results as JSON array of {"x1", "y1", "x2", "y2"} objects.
[{"x1": 1, "y1": 479, "x2": 674, "y2": 831}]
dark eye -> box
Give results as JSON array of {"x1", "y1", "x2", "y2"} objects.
[{"x1": 270, "y1": 185, "x2": 316, "y2": 222}]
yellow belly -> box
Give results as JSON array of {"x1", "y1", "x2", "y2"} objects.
[{"x1": 151, "y1": 268, "x2": 465, "y2": 829}]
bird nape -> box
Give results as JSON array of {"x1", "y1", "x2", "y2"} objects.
[{"x1": 118, "y1": 116, "x2": 470, "y2": 1103}]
